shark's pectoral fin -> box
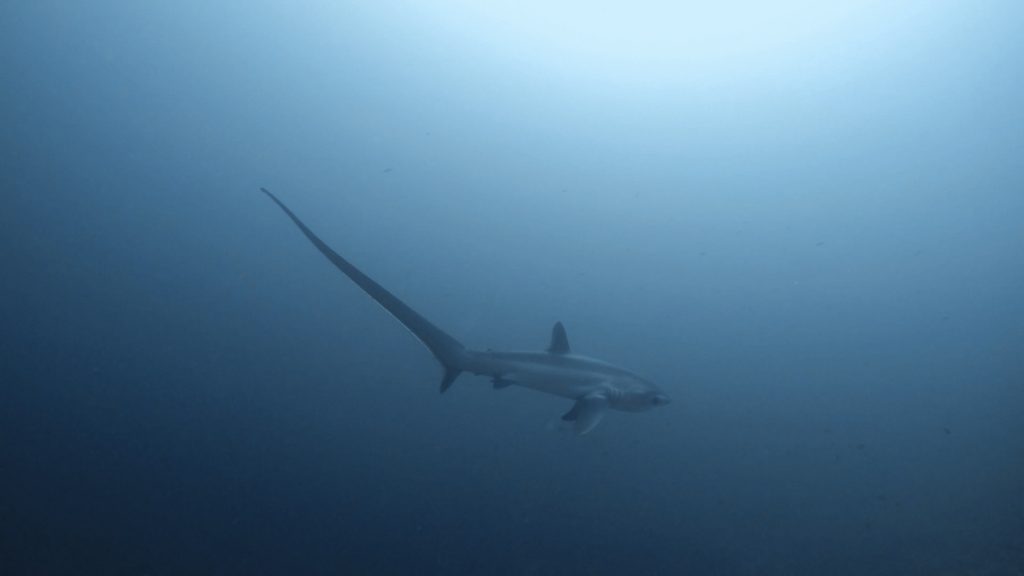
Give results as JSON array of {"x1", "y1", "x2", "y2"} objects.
[
  {"x1": 565, "y1": 393, "x2": 608, "y2": 435},
  {"x1": 561, "y1": 403, "x2": 581, "y2": 421}
]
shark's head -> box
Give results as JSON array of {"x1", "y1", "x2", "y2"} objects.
[{"x1": 609, "y1": 377, "x2": 672, "y2": 412}]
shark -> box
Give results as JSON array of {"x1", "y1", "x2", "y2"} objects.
[{"x1": 260, "y1": 188, "x2": 671, "y2": 434}]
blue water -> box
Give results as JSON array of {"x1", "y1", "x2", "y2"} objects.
[{"x1": 3, "y1": 2, "x2": 1023, "y2": 574}]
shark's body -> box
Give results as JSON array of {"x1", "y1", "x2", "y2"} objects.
[{"x1": 260, "y1": 188, "x2": 670, "y2": 434}]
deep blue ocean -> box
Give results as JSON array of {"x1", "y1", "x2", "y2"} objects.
[{"x1": 3, "y1": 2, "x2": 1023, "y2": 574}]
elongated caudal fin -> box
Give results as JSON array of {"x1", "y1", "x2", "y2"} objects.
[{"x1": 260, "y1": 188, "x2": 466, "y2": 392}]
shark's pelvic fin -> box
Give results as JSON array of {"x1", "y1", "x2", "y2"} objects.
[
  {"x1": 491, "y1": 376, "x2": 514, "y2": 390},
  {"x1": 569, "y1": 393, "x2": 608, "y2": 435},
  {"x1": 547, "y1": 321, "x2": 570, "y2": 354},
  {"x1": 260, "y1": 188, "x2": 466, "y2": 392}
]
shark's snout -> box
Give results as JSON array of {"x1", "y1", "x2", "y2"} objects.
[{"x1": 652, "y1": 394, "x2": 671, "y2": 407}]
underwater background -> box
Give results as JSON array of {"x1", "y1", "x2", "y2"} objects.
[{"x1": 2, "y1": 1, "x2": 1023, "y2": 574}]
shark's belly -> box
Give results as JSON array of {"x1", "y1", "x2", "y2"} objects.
[
  {"x1": 465, "y1": 351, "x2": 615, "y2": 400},
  {"x1": 507, "y1": 368, "x2": 601, "y2": 399}
]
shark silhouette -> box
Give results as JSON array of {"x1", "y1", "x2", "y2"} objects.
[{"x1": 260, "y1": 188, "x2": 670, "y2": 434}]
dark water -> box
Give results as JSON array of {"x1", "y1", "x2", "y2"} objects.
[{"x1": 3, "y1": 2, "x2": 1023, "y2": 574}]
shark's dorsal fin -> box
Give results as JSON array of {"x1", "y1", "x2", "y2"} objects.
[{"x1": 547, "y1": 321, "x2": 570, "y2": 354}]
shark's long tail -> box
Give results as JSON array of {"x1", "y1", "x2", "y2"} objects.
[{"x1": 260, "y1": 188, "x2": 466, "y2": 392}]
